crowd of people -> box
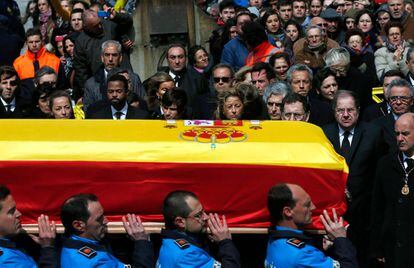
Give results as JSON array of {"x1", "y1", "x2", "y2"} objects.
[{"x1": 0, "y1": 0, "x2": 414, "y2": 266}]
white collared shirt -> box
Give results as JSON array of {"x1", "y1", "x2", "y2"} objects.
[
  {"x1": 169, "y1": 71, "x2": 180, "y2": 87},
  {"x1": 1, "y1": 97, "x2": 16, "y2": 112},
  {"x1": 111, "y1": 102, "x2": 128, "y2": 120},
  {"x1": 402, "y1": 153, "x2": 414, "y2": 169},
  {"x1": 338, "y1": 126, "x2": 355, "y2": 147}
]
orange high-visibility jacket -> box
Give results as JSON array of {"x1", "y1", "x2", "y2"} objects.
[{"x1": 13, "y1": 47, "x2": 60, "y2": 80}]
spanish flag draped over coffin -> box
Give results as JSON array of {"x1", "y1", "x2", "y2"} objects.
[{"x1": 0, "y1": 120, "x2": 348, "y2": 230}]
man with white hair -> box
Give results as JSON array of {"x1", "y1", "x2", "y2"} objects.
[
  {"x1": 263, "y1": 81, "x2": 290, "y2": 120},
  {"x1": 324, "y1": 47, "x2": 374, "y2": 110}
]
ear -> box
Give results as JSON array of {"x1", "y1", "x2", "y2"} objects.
[
  {"x1": 282, "y1": 206, "x2": 293, "y2": 220},
  {"x1": 72, "y1": 220, "x2": 86, "y2": 232},
  {"x1": 173, "y1": 216, "x2": 186, "y2": 229}
]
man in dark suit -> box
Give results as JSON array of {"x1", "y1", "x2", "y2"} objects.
[
  {"x1": 287, "y1": 64, "x2": 334, "y2": 126},
  {"x1": 86, "y1": 74, "x2": 148, "y2": 119},
  {"x1": 159, "y1": 43, "x2": 209, "y2": 113},
  {"x1": 362, "y1": 70, "x2": 405, "y2": 122},
  {"x1": 373, "y1": 78, "x2": 414, "y2": 152},
  {"x1": 0, "y1": 65, "x2": 29, "y2": 118},
  {"x1": 406, "y1": 47, "x2": 414, "y2": 87},
  {"x1": 323, "y1": 90, "x2": 386, "y2": 266},
  {"x1": 371, "y1": 112, "x2": 414, "y2": 267}
]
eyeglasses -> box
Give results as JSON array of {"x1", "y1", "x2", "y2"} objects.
[
  {"x1": 316, "y1": 23, "x2": 328, "y2": 27},
  {"x1": 283, "y1": 112, "x2": 305, "y2": 120},
  {"x1": 389, "y1": 96, "x2": 412, "y2": 102},
  {"x1": 213, "y1": 77, "x2": 231, "y2": 83},
  {"x1": 335, "y1": 108, "x2": 357, "y2": 114}
]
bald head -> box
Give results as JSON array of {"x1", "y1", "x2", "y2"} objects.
[
  {"x1": 82, "y1": 10, "x2": 103, "y2": 35},
  {"x1": 395, "y1": 113, "x2": 414, "y2": 156}
]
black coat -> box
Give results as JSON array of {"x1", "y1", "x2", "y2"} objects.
[
  {"x1": 159, "y1": 66, "x2": 209, "y2": 113},
  {"x1": 371, "y1": 152, "x2": 414, "y2": 267},
  {"x1": 86, "y1": 103, "x2": 149, "y2": 119},
  {"x1": 308, "y1": 97, "x2": 335, "y2": 126},
  {"x1": 0, "y1": 99, "x2": 30, "y2": 118},
  {"x1": 372, "y1": 113, "x2": 397, "y2": 153},
  {"x1": 361, "y1": 101, "x2": 389, "y2": 122}
]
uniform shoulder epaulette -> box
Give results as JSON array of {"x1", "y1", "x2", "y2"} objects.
[
  {"x1": 174, "y1": 239, "x2": 190, "y2": 249},
  {"x1": 286, "y1": 238, "x2": 305, "y2": 248},
  {"x1": 77, "y1": 246, "x2": 97, "y2": 259}
]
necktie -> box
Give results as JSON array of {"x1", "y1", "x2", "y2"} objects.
[
  {"x1": 5, "y1": 104, "x2": 11, "y2": 113},
  {"x1": 341, "y1": 131, "x2": 351, "y2": 159},
  {"x1": 174, "y1": 75, "x2": 181, "y2": 87},
  {"x1": 406, "y1": 158, "x2": 414, "y2": 171},
  {"x1": 114, "y1": 111, "x2": 123, "y2": 120},
  {"x1": 33, "y1": 53, "x2": 40, "y2": 72}
]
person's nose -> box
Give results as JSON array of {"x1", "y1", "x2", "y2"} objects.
[
  {"x1": 231, "y1": 106, "x2": 237, "y2": 114},
  {"x1": 299, "y1": 81, "x2": 305, "y2": 88}
]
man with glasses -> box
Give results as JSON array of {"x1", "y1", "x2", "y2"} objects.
[
  {"x1": 323, "y1": 90, "x2": 386, "y2": 266},
  {"x1": 281, "y1": 93, "x2": 310, "y2": 122},
  {"x1": 157, "y1": 190, "x2": 240, "y2": 267},
  {"x1": 193, "y1": 63, "x2": 234, "y2": 119},
  {"x1": 373, "y1": 78, "x2": 414, "y2": 152}
]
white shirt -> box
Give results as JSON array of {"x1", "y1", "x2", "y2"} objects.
[
  {"x1": 1, "y1": 97, "x2": 16, "y2": 112},
  {"x1": 111, "y1": 102, "x2": 128, "y2": 120},
  {"x1": 402, "y1": 153, "x2": 414, "y2": 169},
  {"x1": 338, "y1": 126, "x2": 355, "y2": 147},
  {"x1": 169, "y1": 71, "x2": 179, "y2": 87}
]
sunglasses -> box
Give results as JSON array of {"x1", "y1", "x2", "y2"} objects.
[{"x1": 213, "y1": 77, "x2": 231, "y2": 83}]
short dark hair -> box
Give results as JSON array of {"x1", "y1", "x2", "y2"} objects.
[
  {"x1": 332, "y1": 90, "x2": 360, "y2": 111},
  {"x1": 241, "y1": 21, "x2": 268, "y2": 48},
  {"x1": 269, "y1": 52, "x2": 291, "y2": 68},
  {"x1": 188, "y1": 45, "x2": 208, "y2": 66},
  {"x1": 384, "y1": 20, "x2": 404, "y2": 35},
  {"x1": 212, "y1": 63, "x2": 235, "y2": 77},
  {"x1": 219, "y1": 0, "x2": 236, "y2": 12},
  {"x1": 277, "y1": 0, "x2": 293, "y2": 9},
  {"x1": 281, "y1": 93, "x2": 310, "y2": 113},
  {"x1": 25, "y1": 28, "x2": 42, "y2": 40},
  {"x1": 383, "y1": 69, "x2": 405, "y2": 81},
  {"x1": 163, "y1": 191, "x2": 198, "y2": 229},
  {"x1": 313, "y1": 67, "x2": 337, "y2": 91},
  {"x1": 251, "y1": 62, "x2": 276, "y2": 81},
  {"x1": 161, "y1": 88, "x2": 188, "y2": 118},
  {"x1": 70, "y1": 8, "x2": 84, "y2": 17},
  {"x1": 107, "y1": 74, "x2": 128, "y2": 92},
  {"x1": 267, "y1": 184, "x2": 296, "y2": 226},
  {"x1": 0, "y1": 65, "x2": 20, "y2": 85},
  {"x1": 166, "y1": 43, "x2": 187, "y2": 58},
  {"x1": 61, "y1": 193, "x2": 98, "y2": 236},
  {"x1": 0, "y1": 185, "x2": 11, "y2": 211},
  {"x1": 344, "y1": 28, "x2": 365, "y2": 45}
]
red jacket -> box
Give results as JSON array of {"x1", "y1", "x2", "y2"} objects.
[{"x1": 245, "y1": 41, "x2": 282, "y2": 67}]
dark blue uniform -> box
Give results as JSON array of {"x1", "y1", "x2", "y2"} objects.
[
  {"x1": 0, "y1": 237, "x2": 56, "y2": 268},
  {"x1": 61, "y1": 235, "x2": 154, "y2": 268},
  {"x1": 156, "y1": 229, "x2": 240, "y2": 268},
  {"x1": 265, "y1": 226, "x2": 358, "y2": 268}
]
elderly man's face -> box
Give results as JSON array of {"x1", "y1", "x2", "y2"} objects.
[
  {"x1": 101, "y1": 45, "x2": 122, "y2": 71},
  {"x1": 290, "y1": 71, "x2": 311, "y2": 97},
  {"x1": 334, "y1": 95, "x2": 359, "y2": 130},
  {"x1": 307, "y1": 28, "x2": 323, "y2": 47},
  {"x1": 213, "y1": 67, "x2": 233, "y2": 93},
  {"x1": 388, "y1": 86, "x2": 413, "y2": 115},
  {"x1": 388, "y1": 0, "x2": 405, "y2": 19},
  {"x1": 396, "y1": 114, "x2": 414, "y2": 156},
  {"x1": 407, "y1": 53, "x2": 414, "y2": 74},
  {"x1": 267, "y1": 94, "x2": 284, "y2": 120}
]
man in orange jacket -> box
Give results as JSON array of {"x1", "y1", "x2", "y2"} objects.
[{"x1": 13, "y1": 28, "x2": 64, "y2": 104}]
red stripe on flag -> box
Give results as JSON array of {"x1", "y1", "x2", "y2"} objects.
[{"x1": 0, "y1": 161, "x2": 347, "y2": 229}]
